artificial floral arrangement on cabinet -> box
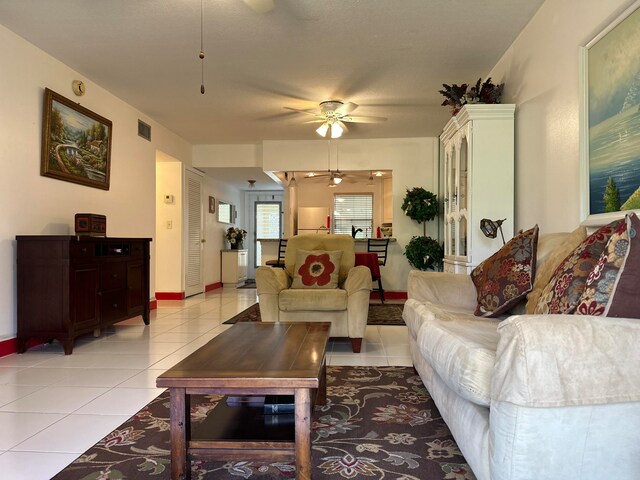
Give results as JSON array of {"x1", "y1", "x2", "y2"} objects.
[
  {"x1": 439, "y1": 77, "x2": 504, "y2": 115},
  {"x1": 401, "y1": 187, "x2": 443, "y2": 271},
  {"x1": 225, "y1": 227, "x2": 247, "y2": 249}
]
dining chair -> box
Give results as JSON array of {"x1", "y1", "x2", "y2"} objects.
[
  {"x1": 265, "y1": 238, "x2": 287, "y2": 268},
  {"x1": 367, "y1": 238, "x2": 390, "y2": 303}
]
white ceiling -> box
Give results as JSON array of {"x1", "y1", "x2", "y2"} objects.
[{"x1": 0, "y1": 0, "x2": 544, "y2": 146}]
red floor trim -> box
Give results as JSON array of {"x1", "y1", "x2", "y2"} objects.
[
  {"x1": 155, "y1": 292, "x2": 186, "y2": 300},
  {"x1": 149, "y1": 299, "x2": 158, "y2": 310},
  {"x1": 206, "y1": 282, "x2": 223, "y2": 292},
  {"x1": 0, "y1": 338, "x2": 17, "y2": 357}
]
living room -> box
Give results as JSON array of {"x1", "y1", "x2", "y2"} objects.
[{"x1": 1, "y1": 0, "x2": 638, "y2": 478}]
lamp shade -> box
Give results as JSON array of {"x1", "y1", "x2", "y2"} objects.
[
  {"x1": 316, "y1": 122, "x2": 329, "y2": 137},
  {"x1": 480, "y1": 218, "x2": 506, "y2": 244}
]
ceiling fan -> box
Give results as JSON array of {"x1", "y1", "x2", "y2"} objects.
[{"x1": 285, "y1": 100, "x2": 387, "y2": 138}]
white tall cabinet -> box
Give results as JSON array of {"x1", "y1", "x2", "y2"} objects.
[
  {"x1": 440, "y1": 104, "x2": 515, "y2": 273},
  {"x1": 221, "y1": 249, "x2": 248, "y2": 287}
]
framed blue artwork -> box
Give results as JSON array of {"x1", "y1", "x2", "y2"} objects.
[{"x1": 580, "y1": 1, "x2": 640, "y2": 225}]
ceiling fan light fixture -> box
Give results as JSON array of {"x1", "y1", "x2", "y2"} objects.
[
  {"x1": 316, "y1": 122, "x2": 330, "y2": 137},
  {"x1": 332, "y1": 175, "x2": 343, "y2": 185},
  {"x1": 330, "y1": 122, "x2": 343, "y2": 139}
]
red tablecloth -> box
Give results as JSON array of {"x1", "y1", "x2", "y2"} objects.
[{"x1": 355, "y1": 252, "x2": 381, "y2": 280}]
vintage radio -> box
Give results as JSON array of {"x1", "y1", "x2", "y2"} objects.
[{"x1": 75, "y1": 213, "x2": 107, "y2": 236}]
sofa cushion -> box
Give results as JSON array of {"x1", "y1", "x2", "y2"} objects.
[
  {"x1": 525, "y1": 226, "x2": 587, "y2": 313},
  {"x1": 291, "y1": 250, "x2": 342, "y2": 289},
  {"x1": 471, "y1": 226, "x2": 539, "y2": 318},
  {"x1": 279, "y1": 287, "x2": 347, "y2": 311},
  {"x1": 535, "y1": 220, "x2": 622, "y2": 314},
  {"x1": 417, "y1": 313, "x2": 501, "y2": 406}
]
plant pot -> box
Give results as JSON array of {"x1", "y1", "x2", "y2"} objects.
[{"x1": 231, "y1": 242, "x2": 242, "y2": 250}]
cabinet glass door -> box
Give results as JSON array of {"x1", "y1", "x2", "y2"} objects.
[{"x1": 458, "y1": 134, "x2": 469, "y2": 258}]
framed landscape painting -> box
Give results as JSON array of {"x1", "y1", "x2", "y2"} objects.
[
  {"x1": 41, "y1": 88, "x2": 112, "y2": 190},
  {"x1": 580, "y1": 2, "x2": 640, "y2": 224}
]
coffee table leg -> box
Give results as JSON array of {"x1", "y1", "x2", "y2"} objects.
[
  {"x1": 169, "y1": 388, "x2": 191, "y2": 480},
  {"x1": 316, "y1": 359, "x2": 327, "y2": 406},
  {"x1": 295, "y1": 388, "x2": 312, "y2": 480}
]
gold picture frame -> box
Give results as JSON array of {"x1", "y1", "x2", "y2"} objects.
[{"x1": 41, "y1": 88, "x2": 112, "y2": 190}]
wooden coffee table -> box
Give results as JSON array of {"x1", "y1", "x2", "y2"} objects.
[{"x1": 156, "y1": 322, "x2": 330, "y2": 480}]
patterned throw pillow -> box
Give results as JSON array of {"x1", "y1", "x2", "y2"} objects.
[
  {"x1": 291, "y1": 250, "x2": 342, "y2": 289},
  {"x1": 575, "y1": 218, "x2": 629, "y2": 316},
  {"x1": 471, "y1": 225, "x2": 539, "y2": 317},
  {"x1": 534, "y1": 219, "x2": 623, "y2": 315},
  {"x1": 608, "y1": 213, "x2": 640, "y2": 318}
]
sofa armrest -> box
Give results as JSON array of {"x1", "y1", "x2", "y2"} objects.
[
  {"x1": 343, "y1": 265, "x2": 372, "y2": 295},
  {"x1": 344, "y1": 266, "x2": 371, "y2": 338},
  {"x1": 492, "y1": 314, "x2": 640, "y2": 407},
  {"x1": 256, "y1": 266, "x2": 290, "y2": 323},
  {"x1": 407, "y1": 270, "x2": 478, "y2": 310}
]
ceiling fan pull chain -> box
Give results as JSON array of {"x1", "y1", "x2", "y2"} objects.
[{"x1": 199, "y1": 0, "x2": 205, "y2": 94}]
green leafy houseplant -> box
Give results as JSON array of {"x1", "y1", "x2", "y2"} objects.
[
  {"x1": 401, "y1": 187, "x2": 443, "y2": 270},
  {"x1": 404, "y1": 236, "x2": 444, "y2": 271},
  {"x1": 439, "y1": 77, "x2": 504, "y2": 115},
  {"x1": 401, "y1": 187, "x2": 438, "y2": 236}
]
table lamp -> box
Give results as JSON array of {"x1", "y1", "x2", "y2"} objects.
[{"x1": 480, "y1": 218, "x2": 506, "y2": 245}]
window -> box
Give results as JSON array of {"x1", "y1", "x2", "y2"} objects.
[{"x1": 333, "y1": 194, "x2": 373, "y2": 237}]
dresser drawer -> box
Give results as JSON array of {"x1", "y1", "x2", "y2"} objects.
[
  {"x1": 100, "y1": 262, "x2": 127, "y2": 290},
  {"x1": 100, "y1": 289, "x2": 128, "y2": 323}
]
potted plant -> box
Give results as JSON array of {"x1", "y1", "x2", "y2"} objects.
[
  {"x1": 401, "y1": 187, "x2": 443, "y2": 271},
  {"x1": 225, "y1": 227, "x2": 247, "y2": 249},
  {"x1": 439, "y1": 77, "x2": 504, "y2": 115}
]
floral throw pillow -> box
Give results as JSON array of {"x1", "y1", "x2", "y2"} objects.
[
  {"x1": 291, "y1": 250, "x2": 342, "y2": 289},
  {"x1": 575, "y1": 218, "x2": 629, "y2": 316},
  {"x1": 471, "y1": 225, "x2": 539, "y2": 318},
  {"x1": 534, "y1": 219, "x2": 623, "y2": 315}
]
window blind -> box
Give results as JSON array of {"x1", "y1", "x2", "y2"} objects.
[{"x1": 333, "y1": 194, "x2": 373, "y2": 237}]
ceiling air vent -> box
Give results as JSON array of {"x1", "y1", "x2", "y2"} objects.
[{"x1": 138, "y1": 120, "x2": 151, "y2": 141}]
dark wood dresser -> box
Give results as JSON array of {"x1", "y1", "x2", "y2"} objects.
[{"x1": 16, "y1": 236, "x2": 151, "y2": 354}]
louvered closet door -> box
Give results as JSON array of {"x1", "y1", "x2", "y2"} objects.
[{"x1": 184, "y1": 169, "x2": 204, "y2": 297}]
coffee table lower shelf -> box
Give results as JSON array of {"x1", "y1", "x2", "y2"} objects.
[{"x1": 189, "y1": 399, "x2": 297, "y2": 461}]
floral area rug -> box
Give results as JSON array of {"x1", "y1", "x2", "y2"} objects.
[
  {"x1": 224, "y1": 304, "x2": 405, "y2": 326},
  {"x1": 53, "y1": 367, "x2": 474, "y2": 480}
]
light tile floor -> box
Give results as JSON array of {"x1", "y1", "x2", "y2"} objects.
[{"x1": 0, "y1": 287, "x2": 410, "y2": 479}]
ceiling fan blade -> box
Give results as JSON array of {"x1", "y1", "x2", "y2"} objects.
[
  {"x1": 337, "y1": 121, "x2": 348, "y2": 133},
  {"x1": 303, "y1": 119, "x2": 326, "y2": 124},
  {"x1": 284, "y1": 107, "x2": 321, "y2": 117},
  {"x1": 342, "y1": 115, "x2": 388, "y2": 123},
  {"x1": 335, "y1": 102, "x2": 358, "y2": 115},
  {"x1": 242, "y1": 0, "x2": 274, "y2": 14}
]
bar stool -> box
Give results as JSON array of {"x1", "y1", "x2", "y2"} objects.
[
  {"x1": 367, "y1": 238, "x2": 389, "y2": 303},
  {"x1": 265, "y1": 238, "x2": 287, "y2": 268}
]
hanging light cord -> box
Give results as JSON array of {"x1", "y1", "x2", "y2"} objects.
[{"x1": 199, "y1": 0, "x2": 205, "y2": 94}]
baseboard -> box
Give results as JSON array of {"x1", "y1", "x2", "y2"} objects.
[
  {"x1": 0, "y1": 337, "x2": 17, "y2": 357},
  {"x1": 149, "y1": 299, "x2": 157, "y2": 310},
  {"x1": 370, "y1": 291, "x2": 407, "y2": 300},
  {"x1": 206, "y1": 282, "x2": 223, "y2": 292},
  {"x1": 155, "y1": 292, "x2": 186, "y2": 300}
]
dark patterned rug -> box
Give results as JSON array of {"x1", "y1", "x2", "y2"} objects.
[
  {"x1": 224, "y1": 303, "x2": 405, "y2": 326},
  {"x1": 53, "y1": 367, "x2": 474, "y2": 480}
]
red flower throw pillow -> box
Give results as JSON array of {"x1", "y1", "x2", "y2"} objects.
[
  {"x1": 291, "y1": 250, "x2": 342, "y2": 289},
  {"x1": 471, "y1": 225, "x2": 539, "y2": 317}
]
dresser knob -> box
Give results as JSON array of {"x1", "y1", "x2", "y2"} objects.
[
  {"x1": 112, "y1": 303, "x2": 118, "y2": 309},
  {"x1": 112, "y1": 273, "x2": 118, "y2": 278}
]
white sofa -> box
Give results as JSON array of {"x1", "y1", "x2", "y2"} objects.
[{"x1": 403, "y1": 233, "x2": 640, "y2": 480}]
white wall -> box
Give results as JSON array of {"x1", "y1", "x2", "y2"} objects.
[
  {"x1": 488, "y1": 0, "x2": 633, "y2": 233},
  {"x1": 156, "y1": 158, "x2": 184, "y2": 293},
  {"x1": 201, "y1": 175, "x2": 245, "y2": 287},
  {"x1": 0, "y1": 24, "x2": 191, "y2": 341}
]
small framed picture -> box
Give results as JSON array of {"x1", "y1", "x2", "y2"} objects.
[{"x1": 209, "y1": 196, "x2": 216, "y2": 214}]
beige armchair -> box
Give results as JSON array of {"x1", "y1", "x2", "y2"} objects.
[{"x1": 256, "y1": 234, "x2": 371, "y2": 352}]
